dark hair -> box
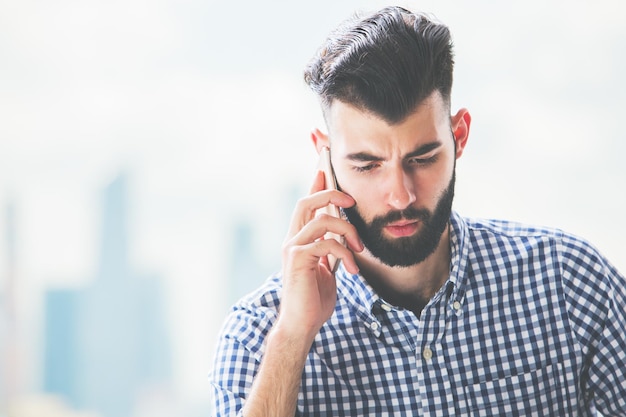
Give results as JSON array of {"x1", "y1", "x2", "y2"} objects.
[{"x1": 304, "y1": 6, "x2": 454, "y2": 124}]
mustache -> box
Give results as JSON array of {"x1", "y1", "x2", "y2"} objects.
[{"x1": 371, "y1": 206, "x2": 431, "y2": 227}]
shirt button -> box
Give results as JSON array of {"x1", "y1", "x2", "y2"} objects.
[
  {"x1": 423, "y1": 347, "x2": 433, "y2": 360},
  {"x1": 381, "y1": 303, "x2": 392, "y2": 312},
  {"x1": 370, "y1": 322, "x2": 379, "y2": 331},
  {"x1": 453, "y1": 301, "x2": 461, "y2": 311}
]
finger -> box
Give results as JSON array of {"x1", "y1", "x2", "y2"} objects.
[
  {"x1": 317, "y1": 239, "x2": 360, "y2": 275},
  {"x1": 291, "y1": 238, "x2": 360, "y2": 275},
  {"x1": 286, "y1": 189, "x2": 356, "y2": 240},
  {"x1": 318, "y1": 248, "x2": 331, "y2": 271},
  {"x1": 295, "y1": 213, "x2": 361, "y2": 248},
  {"x1": 286, "y1": 172, "x2": 325, "y2": 239},
  {"x1": 309, "y1": 169, "x2": 326, "y2": 194}
]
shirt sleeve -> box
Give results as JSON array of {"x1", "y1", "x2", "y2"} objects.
[
  {"x1": 209, "y1": 301, "x2": 278, "y2": 417},
  {"x1": 209, "y1": 334, "x2": 255, "y2": 417},
  {"x1": 559, "y1": 234, "x2": 626, "y2": 415}
]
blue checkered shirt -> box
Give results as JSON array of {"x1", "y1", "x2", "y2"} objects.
[{"x1": 209, "y1": 211, "x2": 626, "y2": 416}]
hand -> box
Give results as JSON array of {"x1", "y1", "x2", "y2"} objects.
[
  {"x1": 241, "y1": 171, "x2": 363, "y2": 417},
  {"x1": 278, "y1": 170, "x2": 363, "y2": 342}
]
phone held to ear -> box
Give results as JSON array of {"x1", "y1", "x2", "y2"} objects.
[{"x1": 318, "y1": 146, "x2": 346, "y2": 273}]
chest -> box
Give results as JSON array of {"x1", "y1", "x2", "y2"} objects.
[{"x1": 297, "y1": 270, "x2": 582, "y2": 416}]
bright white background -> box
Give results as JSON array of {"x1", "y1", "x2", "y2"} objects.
[{"x1": 1, "y1": 0, "x2": 624, "y2": 415}]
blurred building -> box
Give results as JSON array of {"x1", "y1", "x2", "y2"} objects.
[
  {"x1": 228, "y1": 220, "x2": 267, "y2": 305},
  {"x1": 43, "y1": 173, "x2": 172, "y2": 417},
  {"x1": 1, "y1": 200, "x2": 18, "y2": 413},
  {"x1": 226, "y1": 183, "x2": 303, "y2": 306}
]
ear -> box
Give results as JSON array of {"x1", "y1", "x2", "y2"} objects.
[
  {"x1": 310, "y1": 128, "x2": 330, "y2": 154},
  {"x1": 450, "y1": 108, "x2": 471, "y2": 159}
]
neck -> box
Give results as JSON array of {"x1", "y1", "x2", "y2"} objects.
[{"x1": 355, "y1": 224, "x2": 451, "y2": 317}]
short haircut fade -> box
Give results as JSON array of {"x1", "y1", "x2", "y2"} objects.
[{"x1": 304, "y1": 6, "x2": 454, "y2": 124}]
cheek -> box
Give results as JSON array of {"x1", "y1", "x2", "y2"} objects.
[
  {"x1": 419, "y1": 165, "x2": 452, "y2": 196},
  {"x1": 337, "y1": 177, "x2": 381, "y2": 217},
  {"x1": 421, "y1": 154, "x2": 455, "y2": 193}
]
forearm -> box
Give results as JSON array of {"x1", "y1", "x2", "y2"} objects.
[
  {"x1": 238, "y1": 170, "x2": 360, "y2": 416},
  {"x1": 241, "y1": 322, "x2": 315, "y2": 417}
]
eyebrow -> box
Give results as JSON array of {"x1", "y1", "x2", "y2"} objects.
[{"x1": 345, "y1": 141, "x2": 443, "y2": 162}]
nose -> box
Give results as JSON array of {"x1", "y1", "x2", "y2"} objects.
[{"x1": 385, "y1": 166, "x2": 416, "y2": 210}]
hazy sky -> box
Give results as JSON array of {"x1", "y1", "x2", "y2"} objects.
[{"x1": 1, "y1": 0, "x2": 625, "y2": 410}]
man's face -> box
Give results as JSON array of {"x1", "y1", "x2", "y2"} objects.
[{"x1": 325, "y1": 92, "x2": 459, "y2": 267}]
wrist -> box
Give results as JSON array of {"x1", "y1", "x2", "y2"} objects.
[{"x1": 270, "y1": 317, "x2": 319, "y2": 357}]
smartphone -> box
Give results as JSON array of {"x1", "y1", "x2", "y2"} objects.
[{"x1": 318, "y1": 146, "x2": 346, "y2": 272}]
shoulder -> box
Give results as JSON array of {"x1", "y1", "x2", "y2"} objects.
[
  {"x1": 215, "y1": 274, "x2": 283, "y2": 361},
  {"x1": 459, "y1": 215, "x2": 610, "y2": 261},
  {"x1": 456, "y1": 215, "x2": 566, "y2": 266},
  {"x1": 231, "y1": 273, "x2": 283, "y2": 315},
  {"x1": 462, "y1": 216, "x2": 564, "y2": 240},
  {"x1": 458, "y1": 213, "x2": 624, "y2": 329},
  {"x1": 455, "y1": 213, "x2": 621, "y2": 288}
]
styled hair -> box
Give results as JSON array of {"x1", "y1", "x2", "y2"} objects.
[{"x1": 304, "y1": 6, "x2": 454, "y2": 124}]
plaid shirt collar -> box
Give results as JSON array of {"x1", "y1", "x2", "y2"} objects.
[{"x1": 335, "y1": 210, "x2": 468, "y2": 321}]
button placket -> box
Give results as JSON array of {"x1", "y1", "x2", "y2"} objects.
[{"x1": 418, "y1": 297, "x2": 455, "y2": 416}]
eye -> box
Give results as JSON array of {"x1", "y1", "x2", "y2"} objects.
[
  {"x1": 408, "y1": 154, "x2": 438, "y2": 167},
  {"x1": 352, "y1": 164, "x2": 379, "y2": 173}
]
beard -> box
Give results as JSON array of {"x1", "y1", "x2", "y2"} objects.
[{"x1": 343, "y1": 171, "x2": 455, "y2": 267}]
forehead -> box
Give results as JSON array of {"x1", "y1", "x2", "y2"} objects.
[{"x1": 325, "y1": 91, "x2": 449, "y2": 148}]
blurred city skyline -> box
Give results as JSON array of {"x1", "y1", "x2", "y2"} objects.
[
  {"x1": 1, "y1": 0, "x2": 626, "y2": 415},
  {"x1": 42, "y1": 173, "x2": 173, "y2": 417}
]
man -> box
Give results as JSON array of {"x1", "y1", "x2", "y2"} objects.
[{"x1": 209, "y1": 6, "x2": 626, "y2": 416}]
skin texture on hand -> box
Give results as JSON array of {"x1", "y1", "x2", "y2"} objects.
[{"x1": 241, "y1": 170, "x2": 363, "y2": 417}]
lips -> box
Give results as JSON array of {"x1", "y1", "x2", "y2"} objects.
[{"x1": 384, "y1": 220, "x2": 419, "y2": 238}]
